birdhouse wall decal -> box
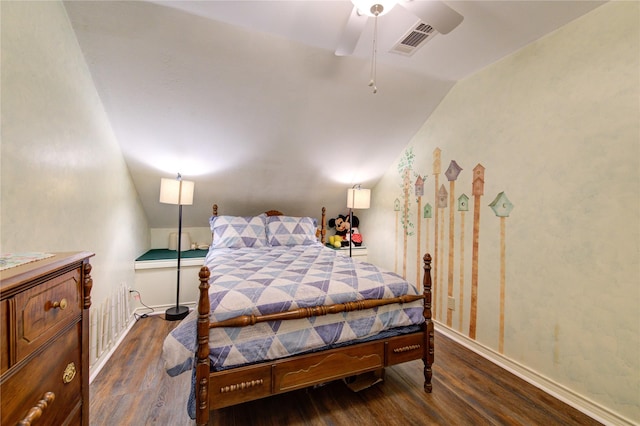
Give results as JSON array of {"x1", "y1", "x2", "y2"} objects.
[
  {"x1": 445, "y1": 160, "x2": 463, "y2": 181},
  {"x1": 433, "y1": 148, "x2": 441, "y2": 175},
  {"x1": 472, "y1": 164, "x2": 485, "y2": 196},
  {"x1": 469, "y1": 163, "x2": 485, "y2": 340},
  {"x1": 415, "y1": 175, "x2": 425, "y2": 197},
  {"x1": 424, "y1": 203, "x2": 432, "y2": 218},
  {"x1": 458, "y1": 194, "x2": 469, "y2": 211},
  {"x1": 489, "y1": 190, "x2": 513, "y2": 354},
  {"x1": 402, "y1": 168, "x2": 411, "y2": 192},
  {"x1": 394, "y1": 198, "x2": 400, "y2": 211},
  {"x1": 473, "y1": 163, "x2": 485, "y2": 180},
  {"x1": 489, "y1": 192, "x2": 514, "y2": 217},
  {"x1": 438, "y1": 185, "x2": 448, "y2": 208}
]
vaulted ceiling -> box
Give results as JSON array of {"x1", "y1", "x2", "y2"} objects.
[{"x1": 63, "y1": 0, "x2": 605, "y2": 227}]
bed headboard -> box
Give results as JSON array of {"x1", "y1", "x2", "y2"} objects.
[{"x1": 211, "y1": 204, "x2": 326, "y2": 244}]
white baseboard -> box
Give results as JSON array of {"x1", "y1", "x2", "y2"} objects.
[{"x1": 434, "y1": 322, "x2": 636, "y2": 426}]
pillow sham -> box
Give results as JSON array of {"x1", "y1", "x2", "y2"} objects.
[
  {"x1": 210, "y1": 214, "x2": 267, "y2": 248},
  {"x1": 266, "y1": 215, "x2": 318, "y2": 246}
]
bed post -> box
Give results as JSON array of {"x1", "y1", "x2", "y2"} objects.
[
  {"x1": 422, "y1": 253, "x2": 434, "y2": 392},
  {"x1": 196, "y1": 266, "x2": 211, "y2": 426}
]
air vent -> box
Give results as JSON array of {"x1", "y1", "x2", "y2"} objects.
[{"x1": 390, "y1": 23, "x2": 437, "y2": 56}]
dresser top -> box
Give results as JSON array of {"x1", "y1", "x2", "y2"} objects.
[{"x1": 0, "y1": 252, "x2": 94, "y2": 297}]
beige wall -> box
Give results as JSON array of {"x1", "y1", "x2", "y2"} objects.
[
  {"x1": 1, "y1": 0, "x2": 149, "y2": 336},
  {"x1": 364, "y1": 1, "x2": 639, "y2": 423}
]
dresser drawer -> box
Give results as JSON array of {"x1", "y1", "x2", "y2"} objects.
[
  {"x1": 1, "y1": 323, "x2": 82, "y2": 425},
  {"x1": 14, "y1": 268, "x2": 82, "y2": 362}
]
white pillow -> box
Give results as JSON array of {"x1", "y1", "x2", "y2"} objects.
[
  {"x1": 266, "y1": 216, "x2": 317, "y2": 246},
  {"x1": 210, "y1": 214, "x2": 267, "y2": 248}
]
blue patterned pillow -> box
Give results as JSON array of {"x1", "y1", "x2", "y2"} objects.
[
  {"x1": 266, "y1": 216, "x2": 318, "y2": 246},
  {"x1": 210, "y1": 214, "x2": 267, "y2": 248}
]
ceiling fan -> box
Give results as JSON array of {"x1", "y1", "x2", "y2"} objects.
[{"x1": 335, "y1": 0, "x2": 464, "y2": 57}]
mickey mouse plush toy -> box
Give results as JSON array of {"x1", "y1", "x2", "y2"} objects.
[{"x1": 328, "y1": 214, "x2": 361, "y2": 248}]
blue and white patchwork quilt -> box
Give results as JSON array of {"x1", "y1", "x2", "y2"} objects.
[{"x1": 162, "y1": 243, "x2": 424, "y2": 378}]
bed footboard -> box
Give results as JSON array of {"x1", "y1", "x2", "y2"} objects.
[{"x1": 195, "y1": 253, "x2": 433, "y2": 426}]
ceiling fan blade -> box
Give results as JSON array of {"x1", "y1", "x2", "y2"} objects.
[
  {"x1": 398, "y1": 0, "x2": 463, "y2": 34},
  {"x1": 335, "y1": 6, "x2": 368, "y2": 56}
]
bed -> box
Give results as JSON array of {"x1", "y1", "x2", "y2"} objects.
[{"x1": 163, "y1": 205, "x2": 434, "y2": 426}]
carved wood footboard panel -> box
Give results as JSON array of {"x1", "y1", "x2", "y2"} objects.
[{"x1": 207, "y1": 332, "x2": 429, "y2": 411}]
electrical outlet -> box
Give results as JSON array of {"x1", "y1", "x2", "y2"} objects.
[{"x1": 447, "y1": 296, "x2": 455, "y2": 311}]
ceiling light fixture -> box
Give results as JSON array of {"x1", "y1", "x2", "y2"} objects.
[
  {"x1": 351, "y1": 0, "x2": 397, "y2": 17},
  {"x1": 351, "y1": 1, "x2": 397, "y2": 94}
]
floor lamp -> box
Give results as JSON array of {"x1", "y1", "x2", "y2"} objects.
[
  {"x1": 160, "y1": 173, "x2": 195, "y2": 321},
  {"x1": 347, "y1": 185, "x2": 371, "y2": 257}
]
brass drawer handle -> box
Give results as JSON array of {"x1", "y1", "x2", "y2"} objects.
[
  {"x1": 18, "y1": 391, "x2": 55, "y2": 426},
  {"x1": 51, "y1": 298, "x2": 68, "y2": 310},
  {"x1": 62, "y1": 362, "x2": 76, "y2": 384}
]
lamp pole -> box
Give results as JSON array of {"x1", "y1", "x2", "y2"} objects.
[
  {"x1": 161, "y1": 173, "x2": 192, "y2": 321},
  {"x1": 349, "y1": 207, "x2": 353, "y2": 258},
  {"x1": 346, "y1": 185, "x2": 370, "y2": 258},
  {"x1": 175, "y1": 201, "x2": 183, "y2": 312}
]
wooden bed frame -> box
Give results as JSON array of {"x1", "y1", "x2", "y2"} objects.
[{"x1": 194, "y1": 205, "x2": 434, "y2": 425}]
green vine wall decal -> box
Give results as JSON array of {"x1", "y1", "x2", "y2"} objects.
[
  {"x1": 397, "y1": 147, "x2": 421, "y2": 278},
  {"x1": 397, "y1": 147, "x2": 415, "y2": 237}
]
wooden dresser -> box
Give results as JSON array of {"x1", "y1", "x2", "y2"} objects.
[{"x1": 1, "y1": 252, "x2": 94, "y2": 426}]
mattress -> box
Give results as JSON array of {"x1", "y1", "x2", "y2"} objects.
[{"x1": 162, "y1": 243, "x2": 424, "y2": 377}]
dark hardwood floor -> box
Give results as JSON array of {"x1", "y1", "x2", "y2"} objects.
[{"x1": 89, "y1": 315, "x2": 601, "y2": 425}]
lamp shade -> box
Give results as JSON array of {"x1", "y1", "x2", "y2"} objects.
[
  {"x1": 347, "y1": 188, "x2": 371, "y2": 209},
  {"x1": 160, "y1": 178, "x2": 194, "y2": 205}
]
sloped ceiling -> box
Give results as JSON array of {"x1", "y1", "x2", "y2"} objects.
[{"x1": 63, "y1": 0, "x2": 604, "y2": 228}]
